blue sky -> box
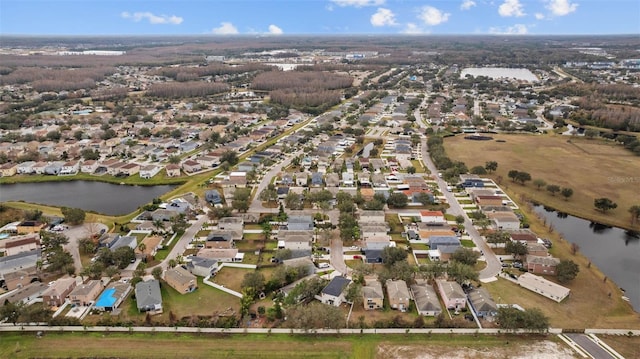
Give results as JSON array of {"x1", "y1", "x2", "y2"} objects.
[{"x1": 1, "y1": 0, "x2": 638, "y2": 36}]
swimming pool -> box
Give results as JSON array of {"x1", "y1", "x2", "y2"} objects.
[{"x1": 95, "y1": 287, "x2": 117, "y2": 308}]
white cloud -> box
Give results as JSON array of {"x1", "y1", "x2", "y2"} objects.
[
  {"x1": 330, "y1": 0, "x2": 385, "y2": 7},
  {"x1": 418, "y1": 6, "x2": 450, "y2": 26},
  {"x1": 211, "y1": 22, "x2": 239, "y2": 35},
  {"x1": 402, "y1": 23, "x2": 429, "y2": 35},
  {"x1": 489, "y1": 23, "x2": 528, "y2": 34},
  {"x1": 370, "y1": 8, "x2": 397, "y2": 27},
  {"x1": 498, "y1": 0, "x2": 525, "y2": 17},
  {"x1": 460, "y1": 0, "x2": 477, "y2": 10},
  {"x1": 546, "y1": 0, "x2": 578, "y2": 16},
  {"x1": 120, "y1": 11, "x2": 183, "y2": 25},
  {"x1": 268, "y1": 24, "x2": 283, "y2": 35},
  {"x1": 535, "y1": 12, "x2": 545, "y2": 20}
]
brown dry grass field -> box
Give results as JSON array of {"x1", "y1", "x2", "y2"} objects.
[
  {"x1": 482, "y1": 200, "x2": 640, "y2": 329},
  {"x1": 600, "y1": 335, "x2": 640, "y2": 359},
  {"x1": 0, "y1": 332, "x2": 561, "y2": 359},
  {"x1": 444, "y1": 133, "x2": 640, "y2": 230}
]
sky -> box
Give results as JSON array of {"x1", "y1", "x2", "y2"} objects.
[{"x1": 1, "y1": 0, "x2": 639, "y2": 36}]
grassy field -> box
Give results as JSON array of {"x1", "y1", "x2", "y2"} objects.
[
  {"x1": 212, "y1": 267, "x2": 254, "y2": 293},
  {"x1": 600, "y1": 335, "x2": 640, "y2": 359},
  {"x1": 444, "y1": 133, "x2": 640, "y2": 230},
  {"x1": 0, "y1": 331, "x2": 562, "y2": 359},
  {"x1": 482, "y1": 199, "x2": 640, "y2": 329}
]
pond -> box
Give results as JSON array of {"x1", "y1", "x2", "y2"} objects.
[
  {"x1": 533, "y1": 204, "x2": 640, "y2": 312},
  {"x1": 0, "y1": 181, "x2": 177, "y2": 216}
]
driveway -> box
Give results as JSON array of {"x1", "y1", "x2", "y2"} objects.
[
  {"x1": 330, "y1": 237, "x2": 349, "y2": 277},
  {"x1": 63, "y1": 222, "x2": 108, "y2": 273}
]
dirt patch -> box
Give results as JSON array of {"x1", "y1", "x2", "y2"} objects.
[{"x1": 377, "y1": 340, "x2": 576, "y2": 359}]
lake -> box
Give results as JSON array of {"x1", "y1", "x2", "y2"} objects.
[
  {"x1": 461, "y1": 67, "x2": 539, "y2": 82},
  {"x1": 533, "y1": 205, "x2": 640, "y2": 312},
  {"x1": 0, "y1": 181, "x2": 177, "y2": 216}
]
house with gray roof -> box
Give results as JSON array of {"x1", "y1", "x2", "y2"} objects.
[
  {"x1": 110, "y1": 235, "x2": 137, "y2": 251},
  {"x1": 411, "y1": 281, "x2": 442, "y2": 317},
  {"x1": 135, "y1": 279, "x2": 163, "y2": 312},
  {"x1": 467, "y1": 287, "x2": 498, "y2": 319},
  {"x1": 386, "y1": 279, "x2": 411, "y2": 312},
  {"x1": 0, "y1": 249, "x2": 40, "y2": 278},
  {"x1": 185, "y1": 256, "x2": 219, "y2": 277},
  {"x1": 286, "y1": 215, "x2": 314, "y2": 231},
  {"x1": 319, "y1": 276, "x2": 351, "y2": 306}
]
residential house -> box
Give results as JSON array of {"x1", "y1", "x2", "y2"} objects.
[
  {"x1": 311, "y1": 172, "x2": 323, "y2": 187},
  {"x1": 475, "y1": 195, "x2": 504, "y2": 207},
  {"x1": 467, "y1": 287, "x2": 498, "y2": 319},
  {"x1": 341, "y1": 172, "x2": 355, "y2": 187},
  {"x1": 287, "y1": 215, "x2": 314, "y2": 231},
  {"x1": 436, "y1": 279, "x2": 467, "y2": 311},
  {"x1": 32, "y1": 161, "x2": 48, "y2": 174},
  {"x1": 80, "y1": 160, "x2": 99, "y2": 173},
  {"x1": 411, "y1": 281, "x2": 442, "y2": 316},
  {"x1": 165, "y1": 266, "x2": 198, "y2": 294},
  {"x1": 364, "y1": 249, "x2": 384, "y2": 264},
  {"x1": 2, "y1": 282, "x2": 48, "y2": 305},
  {"x1": 364, "y1": 235, "x2": 392, "y2": 251},
  {"x1": 280, "y1": 173, "x2": 294, "y2": 186},
  {"x1": 295, "y1": 172, "x2": 308, "y2": 187},
  {"x1": 362, "y1": 278, "x2": 384, "y2": 310},
  {"x1": 186, "y1": 256, "x2": 219, "y2": 277},
  {"x1": 135, "y1": 279, "x2": 163, "y2": 312},
  {"x1": 60, "y1": 160, "x2": 80, "y2": 175},
  {"x1": 110, "y1": 235, "x2": 137, "y2": 251},
  {"x1": 182, "y1": 160, "x2": 202, "y2": 173},
  {"x1": 205, "y1": 231, "x2": 235, "y2": 249},
  {"x1": 3, "y1": 270, "x2": 38, "y2": 291},
  {"x1": 68, "y1": 280, "x2": 104, "y2": 306},
  {"x1": 325, "y1": 173, "x2": 340, "y2": 187},
  {"x1": 277, "y1": 186, "x2": 289, "y2": 199},
  {"x1": 139, "y1": 165, "x2": 161, "y2": 179},
  {"x1": 0, "y1": 249, "x2": 40, "y2": 279},
  {"x1": 508, "y1": 229, "x2": 539, "y2": 244},
  {"x1": 420, "y1": 210, "x2": 446, "y2": 225},
  {"x1": 95, "y1": 282, "x2": 131, "y2": 311},
  {"x1": 277, "y1": 230, "x2": 314, "y2": 252},
  {"x1": 217, "y1": 217, "x2": 244, "y2": 231},
  {"x1": 0, "y1": 163, "x2": 17, "y2": 177},
  {"x1": 179, "y1": 141, "x2": 199, "y2": 153},
  {"x1": 237, "y1": 161, "x2": 255, "y2": 173},
  {"x1": 517, "y1": 272, "x2": 570, "y2": 302},
  {"x1": 16, "y1": 161, "x2": 36, "y2": 174},
  {"x1": 227, "y1": 172, "x2": 247, "y2": 187},
  {"x1": 196, "y1": 248, "x2": 244, "y2": 262},
  {"x1": 42, "y1": 277, "x2": 77, "y2": 307},
  {"x1": 359, "y1": 210, "x2": 385, "y2": 224},
  {"x1": 165, "y1": 164, "x2": 181, "y2": 177},
  {"x1": 487, "y1": 211, "x2": 521, "y2": 230},
  {"x1": 119, "y1": 163, "x2": 140, "y2": 176},
  {"x1": 527, "y1": 243, "x2": 549, "y2": 257},
  {"x1": 386, "y1": 279, "x2": 411, "y2": 312},
  {"x1": 525, "y1": 255, "x2": 560, "y2": 275},
  {"x1": 205, "y1": 189, "x2": 223, "y2": 205},
  {"x1": 16, "y1": 221, "x2": 45, "y2": 234},
  {"x1": 319, "y1": 276, "x2": 351, "y2": 306},
  {"x1": 459, "y1": 174, "x2": 484, "y2": 188}
]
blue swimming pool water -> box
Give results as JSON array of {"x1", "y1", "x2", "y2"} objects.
[{"x1": 95, "y1": 287, "x2": 116, "y2": 307}]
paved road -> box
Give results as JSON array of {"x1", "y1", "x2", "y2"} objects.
[
  {"x1": 414, "y1": 107, "x2": 501, "y2": 280},
  {"x1": 150, "y1": 213, "x2": 209, "y2": 272},
  {"x1": 63, "y1": 222, "x2": 108, "y2": 273},
  {"x1": 249, "y1": 149, "x2": 302, "y2": 213},
  {"x1": 565, "y1": 333, "x2": 616, "y2": 359}
]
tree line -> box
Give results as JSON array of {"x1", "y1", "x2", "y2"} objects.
[{"x1": 146, "y1": 81, "x2": 229, "y2": 98}]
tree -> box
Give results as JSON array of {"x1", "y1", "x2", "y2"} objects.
[
  {"x1": 241, "y1": 272, "x2": 265, "y2": 295},
  {"x1": 594, "y1": 197, "x2": 617, "y2": 213},
  {"x1": 168, "y1": 155, "x2": 181, "y2": 164},
  {"x1": 406, "y1": 166, "x2": 416, "y2": 174},
  {"x1": 40, "y1": 231, "x2": 69, "y2": 249},
  {"x1": 546, "y1": 184, "x2": 561, "y2": 196},
  {"x1": 560, "y1": 187, "x2": 574, "y2": 201},
  {"x1": 497, "y1": 306, "x2": 549, "y2": 333},
  {"x1": 451, "y1": 247, "x2": 481, "y2": 266},
  {"x1": 629, "y1": 205, "x2": 640, "y2": 226},
  {"x1": 273, "y1": 248, "x2": 292, "y2": 261},
  {"x1": 446, "y1": 261, "x2": 478, "y2": 285},
  {"x1": 0, "y1": 301, "x2": 23, "y2": 325},
  {"x1": 508, "y1": 170, "x2": 519, "y2": 182},
  {"x1": 231, "y1": 188, "x2": 251, "y2": 213},
  {"x1": 533, "y1": 179, "x2": 547, "y2": 190},
  {"x1": 46, "y1": 249, "x2": 74, "y2": 274},
  {"x1": 259, "y1": 184, "x2": 278, "y2": 204},
  {"x1": 470, "y1": 165, "x2": 487, "y2": 175},
  {"x1": 61, "y1": 207, "x2": 86, "y2": 225},
  {"x1": 386, "y1": 192, "x2": 408, "y2": 208},
  {"x1": 556, "y1": 260, "x2": 580, "y2": 283},
  {"x1": 505, "y1": 240, "x2": 528, "y2": 259},
  {"x1": 455, "y1": 215, "x2": 465, "y2": 227},
  {"x1": 151, "y1": 267, "x2": 163, "y2": 280},
  {"x1": 381, "y1": 246, "x2": 408, "y2": 267},
  {"x1": 338, "y1": 212, "x2": 358, "y2": 241},
  {"x1": 221, "y1": 150, "x2": 239, "y2": 166},
  {"x1": 515, "y1": 171, "x2": 531, "y2": 185},
  {"x1": 485, "y1": 161, "x2": 498, "y2": 173},
  {"x1": 486, "y1": 231, "x2": 511, "y2": 246},
  {"x1": 112, "y1": 247, "x2": 136, "y2": 269},
  {"x1": 284, "y1": 192, "x2": 303, "y2": 210}
]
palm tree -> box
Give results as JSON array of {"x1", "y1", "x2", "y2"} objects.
[
  {"x1": 168, "y1": 259, "x2": 177, "y2": 268},
  {"x1": 152, "y1": 219, "x2": 164, "y2": 234}
]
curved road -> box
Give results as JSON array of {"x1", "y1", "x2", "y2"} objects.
[{"x1": 64, "y1": 222, "x2": 108, "y2": 273}]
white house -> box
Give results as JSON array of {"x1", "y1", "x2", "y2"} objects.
[
  {"x1": 16, "y1": 161, "x2": 36, "y2": 174},
  {"x1": 139, "y1": 165, "x2": 161, "y2": 179},
  {"x1": 517, "y1": 272, "x2": 570, "y2": 303},
  {"x1": 420, "y1": 210, "x2": 446, "y2": 225},
  {"x1": 80, "y1": 160, "x2": 99, "y2": 173},
  {"x1": 60, "y1": 160, "x2": 80, "y2": 175}
]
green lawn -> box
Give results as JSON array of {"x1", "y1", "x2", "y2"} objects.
[
  {"x1": 410, "y1": 243, "x2": 429, "y2": 251},
  {"x1": 460, "y1": 240, "x2": 475, "y2": 248},
  {"x1": 154, "y1": 232, "x2": 183, "y2": 261}
]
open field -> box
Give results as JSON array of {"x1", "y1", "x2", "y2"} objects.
[
  {"x1": 212, "y1": 267, "x2": 253, "y2": 293},
  {"x1": 482, "y1": 199, "x2": 640, "y2": 329},
  {"x1": 444, "y1": 133, "x2": 640, "y2": 230},
  {"x1": 0, "y1": 332, "x2": 567, "y2": 359}
]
